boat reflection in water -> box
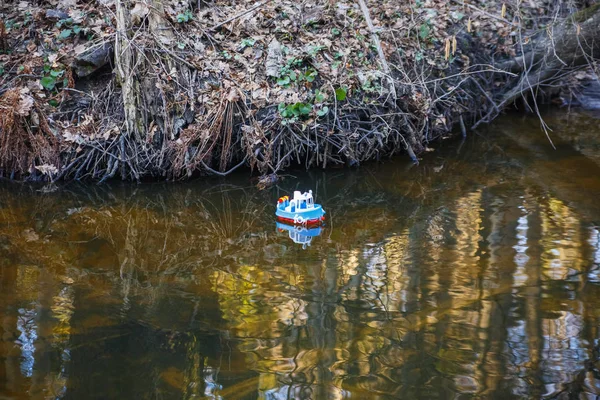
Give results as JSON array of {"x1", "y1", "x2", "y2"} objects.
[{"x1": 276, "y1": 221, "x2": 323, "y2": 249}]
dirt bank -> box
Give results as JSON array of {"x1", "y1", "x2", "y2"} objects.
[{"x1": 0, "y1": 0, "x2": 597, "y2": 182}]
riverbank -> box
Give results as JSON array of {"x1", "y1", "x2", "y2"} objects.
[{"x1": 0, "y1": 0, "x2": 596, "y2": 181}]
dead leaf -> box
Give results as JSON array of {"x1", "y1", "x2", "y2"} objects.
[
  {"x1": 22, "y1": 229, "x2": 39, "y2": 242},
  {"x1": 35, "y1": 164, "x2": 59, "y2": 175},
  {"x1": 58, "y1": 0, "x2": 78, "y2": 7},
  {"x1": 61, "y1": 276, "x2": 75, "y2": 285},
  {"x1": 131, "y1": 2, "x2": 149, "y2": 25},
  {"x1": 227, "y1": 87, "x2": 242, "y2": 102},
  {"x1": 265, "y1": 39, "x2": 282, "y2": 78},
  {"x1": 17, "y1": 93, "x2": 34, "y2": 116}
]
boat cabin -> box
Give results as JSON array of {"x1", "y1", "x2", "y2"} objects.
[
  {"x1": 279, "y1": 190, "x2": 315, "y2": 212},
  {"x1": 290, "y1": 190, "x2": 314, "y2": 212}
]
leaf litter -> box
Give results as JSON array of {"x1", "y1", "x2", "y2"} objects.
[{"x1": 0, "y1": 0, "x2": 578, "y2": 181}]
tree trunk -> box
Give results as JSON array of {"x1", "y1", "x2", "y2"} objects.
[
  {"x1": 498, "y1": 4, "x2": 600, "y2": 107},
  {"x1": 115, "y1": 0, "x2": 140, "y2": 140},
  {"x1": 115, "y1": 0, "x2": 179, "y2": 143}
]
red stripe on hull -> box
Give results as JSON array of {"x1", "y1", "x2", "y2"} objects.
[{"x1": 277, "y1": 216, "x2": 325, "y2": 226}]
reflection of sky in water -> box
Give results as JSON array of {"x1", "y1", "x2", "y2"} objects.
[
  {"x1": 16, "y1": 306, "x2": 37, "y2": 378},
  {"x1": 513, "y1": 207, "x2": 530, "y2": 287},
  {"x1": 589, "y1": 227, "x2": 600, "y2": 283},
  {"x1": 203, "y1": 366, "x2": 222, "y2": 398},
  {"x1": 542, "y1": 312, "x2": 586, "y2": 393},
  {"x1": 505, "y1": 318, "x2": 531, "y2": 397},
  {"x1": 52, "y1": 284, "x2": 74, "y2": 399},
  {"x1": 263, "y1": 384, "x2": 350, "y2": 400}
]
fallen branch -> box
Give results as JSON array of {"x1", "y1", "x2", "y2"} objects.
[
  {"x1": 500, "y1": 4, "x2": 600, "y2": 105},
  {"x1": 356, "y1": 0, "x2": 396, "y2": 99}
]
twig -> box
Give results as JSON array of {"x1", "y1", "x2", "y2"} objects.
[
  {"x1": 75, "y1": 149, "x2": 96, "y2": 180},
  {"x1": 211, "y1": 0, "x2": 273, "y2": 31},
  {"x1": 200, "y1": 157, "x2": 248, "y2": 176},
  {"x1": 153, "y1": 38, "x2": 197, "y2": 70},
  {"x1": 52, "y1": 153, "x2": 86, "y2": 182},
  {"x1": 100, "y1": 157, "x2": 119, "y2": 183},
  {"x1": 423, "y1": 67, "x2": 517, "y2": 84},
  {"x1": 459, "y1": 114, "x2": 467, "y2": 138},
  {"x1": 470, "y1": 76, "x2": 499, "y2": 114}
]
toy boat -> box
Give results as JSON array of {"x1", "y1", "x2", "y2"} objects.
[
  {"x1": 276, "y1": 190, "x2": 325, "y2": 226},
  {"x1": 276, "y1": 222, "x2": 322, "y2": 249}
]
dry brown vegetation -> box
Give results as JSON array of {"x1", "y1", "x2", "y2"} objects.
[{"x1": 0, "y1": 0, "x2": 598, "y2": 181}]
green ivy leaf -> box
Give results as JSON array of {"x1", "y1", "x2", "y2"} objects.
[
  {"x1": 278, "y1": 103, "x2": 294, "y2": 118},
  {"x1": 277, "y1": 76, "x2": 291, "y2": 86},
  {"x1": 335, "y1": 87, "x2": 347, "y2": 101},
  {"x1": 296, "y1": 102, "x2": 312, "y2": 115},
  {"x1": 240, "y1": 38, "x2": 256, "y2": 48},
  {"x1": 48, "y1": 99, "x2": 59, "y2": 107},
  {"x1": 305, "y1": 69, "x2": 317, "y2": 82},
  {"x1": 289, "y1": 104, "x2": 301, "y2": 117},
  {"x1": 40, "y1": 76, "x2": 56, "y2": 91},
  {"x1": 314, "y1": 90, "x2": 325, "y2": 103},
  {"x1": 317, "y1": 106, "x2": 329, "y2": 117},
  {"x1": 59, "y1": 29, "x2": 72, "y2": 39},
  {"x1": 176, "y1": 10, "x2": 194, "y2": 23},
  {"x1": 49, "y1": 69, "x2": 64, "y2": 78}
]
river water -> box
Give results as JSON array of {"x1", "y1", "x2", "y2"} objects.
[{"x1": 1, "y1": 110, "x2": 600, "y2": 399}]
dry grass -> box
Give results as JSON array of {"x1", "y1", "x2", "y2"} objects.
[{"x1": 0, "y1": 89, "x2": 59, "y2": 179}]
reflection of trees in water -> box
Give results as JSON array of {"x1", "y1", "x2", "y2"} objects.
[
  {"x1": 0, "y1": 260, "x2": 74, "y2": 398},
  {"x1": 207, "y1": 185, "x2": 600, "y2": 399},
  {"x1": 0, "y1": 183, "x2": 276, "y2": 398},
  {"x1": 2, "y1": 143, "x2": 600, "y2": 398}
]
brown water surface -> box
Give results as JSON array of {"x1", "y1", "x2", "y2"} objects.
[{"x1": 1, "y1": 111, "x2": 600, "y2": 399}]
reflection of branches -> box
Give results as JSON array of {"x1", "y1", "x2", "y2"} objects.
[
  {"x1": 198, "y1": 191, "x2": 266, "y2": 242},
  {"x1": 0, "y1": 182, "x2": 278, "y2": 291},
  {"x1": 546, "y1": 342, "x2": 600, "y2": 399}
]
